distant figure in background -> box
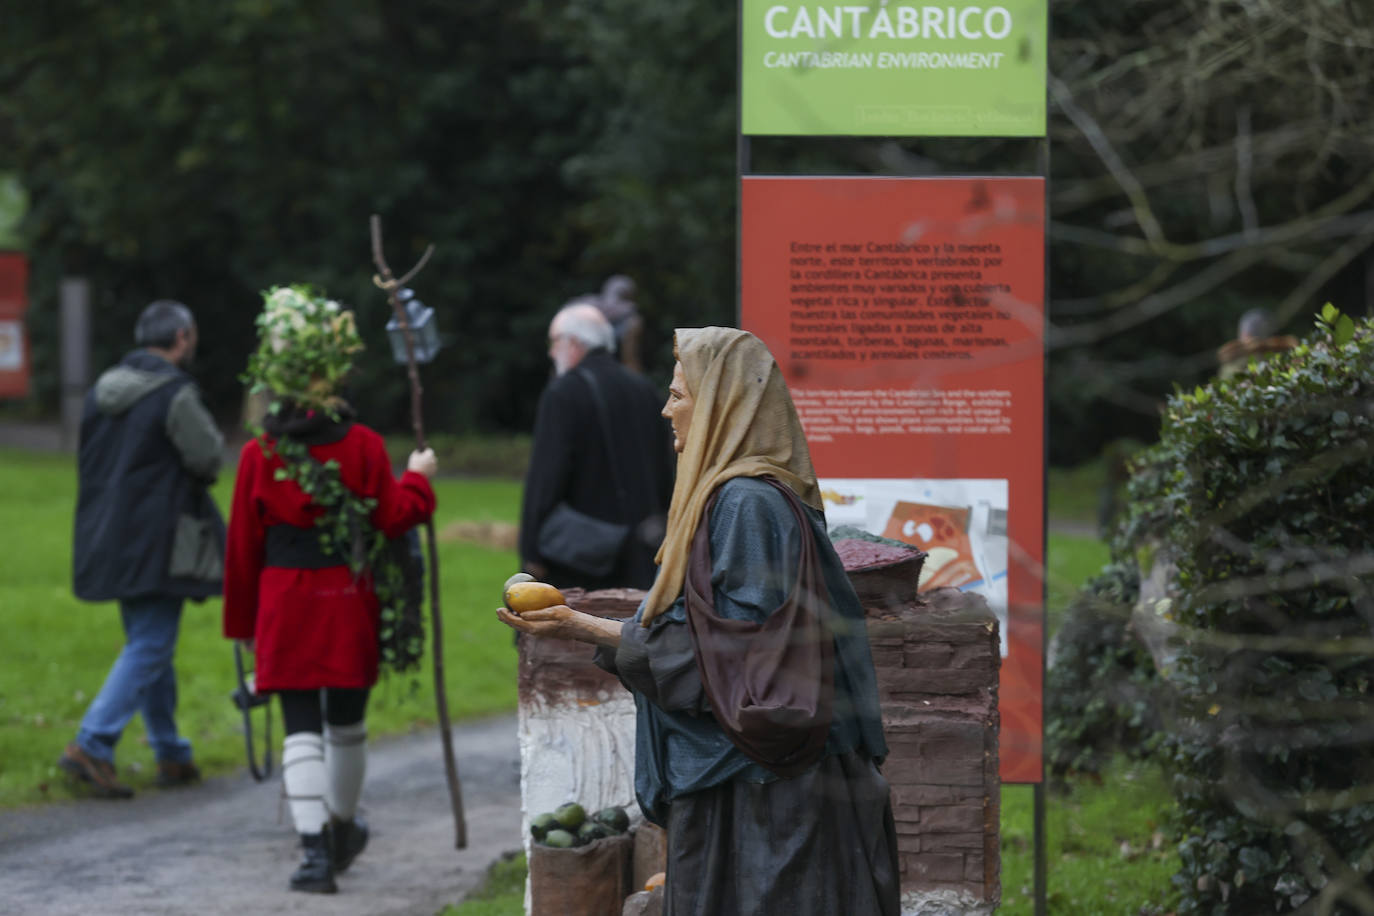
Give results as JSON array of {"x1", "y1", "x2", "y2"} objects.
[
  {"x1": 1217, "y1": 308, "x2": 1298, "y2": 379},
  {"x1": 62, "y1": 300, "x2": 225, "y2": 799},
  {"x1": 520, "y1": 300, "x2": 674, "y2": 591},
  {"x1": 598, "y1": 274, "x2": 645, "y2": 373}
]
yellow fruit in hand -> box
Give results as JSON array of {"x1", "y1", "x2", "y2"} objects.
[
  {"x1": 503, "y1": 580, "x2": 566, "y2": 614},
  {"x1": 645, "y1": 872, "x2": 666, "y2": 892},
  {"x1": 504, "y1": 572, "x2": 535, "y2": 591}
]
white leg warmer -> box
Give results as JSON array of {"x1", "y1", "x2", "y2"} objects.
[
  {"x1": 282, "y1": 732, "x2": 329, "y2": 835},
  {"x1": 325, "y1": 721, "x2": 367, "y2": 821}
]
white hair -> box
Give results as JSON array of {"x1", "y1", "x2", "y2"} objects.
[{"x1": 553, "y1": 299, "x2": 616, "y2": 353}]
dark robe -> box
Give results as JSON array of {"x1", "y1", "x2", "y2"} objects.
[
  {"x1": 596, "y1": 476, "x2": 900, "y2": 916},
  {"x1": 519, "y1": 348, "x2": 675, "y2": 590}
]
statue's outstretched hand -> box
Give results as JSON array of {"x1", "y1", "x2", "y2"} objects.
[{"x1": 496, "y1": 605, "x2": 622, "y2": 649}]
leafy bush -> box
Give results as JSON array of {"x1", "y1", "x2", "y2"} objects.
[
  {"x1": 1140, "y1": 306, "x2": 1374, "y2": 913},
  {"x1": 1045, "y1": 559, "x2": 1159, "y2": 781},
  {"x1": 1044, "y1": 445, "x2": 1173, "y2": 782}
]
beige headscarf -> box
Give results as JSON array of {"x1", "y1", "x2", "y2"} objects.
[{"x1": 641, "y1": 327, "x2": 823, "y2": 625}]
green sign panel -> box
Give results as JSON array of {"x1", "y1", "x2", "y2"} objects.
[{"x1": 741, "y1": 0, "x2": 1047, "y2": 137}]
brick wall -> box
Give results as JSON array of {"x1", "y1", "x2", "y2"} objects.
[{"x1": 867, "y1": 587, "x2": 1001, "y2": 913}]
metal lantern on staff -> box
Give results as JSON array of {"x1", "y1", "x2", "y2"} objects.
[
  {"x1": 386, "y1": 286, "x2": 441, "y2": 366},
  {"x1": 370, "y1": 214, "x2": 468, "y2": 850}
]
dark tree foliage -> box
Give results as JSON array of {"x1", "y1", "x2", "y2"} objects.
[
  {"x1": 0, "y1": 1, "x2": 604, "y2": 431},
  {"x1": 1046, "y1": 0, "x2": 1374, "y2": 460},
  {"x1": 523, "y1": 0, "x2": 742, "y2": 374},
  {"x1": 3, "y1": 0, "x2": 1371, "y2": 463}
]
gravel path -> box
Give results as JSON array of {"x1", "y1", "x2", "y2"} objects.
[{"x1": 0, "y1": 715, "x2": 522, "y2": 916}]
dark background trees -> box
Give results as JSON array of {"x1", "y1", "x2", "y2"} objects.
[
  {"x1": 1, "y1": 0, "x2": 1370, "y2": 463},
  {"x1": 1, "y1": 1, "x2": 626, "y2": 433},
  {"x1": 1046, "y1": 0, "x2": 1374, "y2": 460}
]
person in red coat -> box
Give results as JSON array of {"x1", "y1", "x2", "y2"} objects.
[{"x1": 223, "y1": 285, "x2": 437, "y2": 894}]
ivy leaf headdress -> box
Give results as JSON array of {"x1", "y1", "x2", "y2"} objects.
[{"x1": 241, "y1": 284, "x2": 364, "y2": 416}]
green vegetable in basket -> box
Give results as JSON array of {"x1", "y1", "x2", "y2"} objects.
[
  {"x1": 554, "y1": 801, "x2": 587, "y2": 831},
  {"x1": 578, "y1": 821, "x2": 613, "y2": 843},
  {"x1": 543, "y1": 828, "x2": 577, "y2": 848},
  {"x1": 591, "y1": 805, "x2": 630, "y2": 834},
  {"x1": 530, "y1": 812, "x2": 558, "y2": 841}
]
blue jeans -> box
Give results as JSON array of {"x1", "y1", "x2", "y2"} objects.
[{"x1": 76, "y1": 595, "x2": 193, "y2": 765}]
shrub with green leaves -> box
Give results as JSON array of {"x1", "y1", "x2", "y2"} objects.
[
  {"x1": 1044, "y1": 434, "x2": 1178, "y2": 782},
  {"x1": 1136, "y1": 306, "x2": 1374, "y2": 913},
  {"x1": 1045, "y1": 559, "x2": 1159, "y2": 781}
]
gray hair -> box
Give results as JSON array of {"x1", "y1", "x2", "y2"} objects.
[
  {"x1": 553, "y1": 298, "x2": 616, "y2": 353},
  {"x1": 135, "y1": 300, "x2": 195, "y2": 348},
  {"x1": 1237, "y1": 308, "x2": 1274, "y2": 340}
]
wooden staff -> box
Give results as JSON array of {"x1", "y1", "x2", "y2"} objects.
[{"x1": 369, "y1": 214, "x2": 466, "y2": 849}]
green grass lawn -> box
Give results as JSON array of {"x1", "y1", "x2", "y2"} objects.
[
  {"x1": 1000, "y1": 758, "x2": 1179, "y2": 915},
  {"x1": 1046, "y1": 531, "x2": 1111, "y2": 637},
  {"x1": 439, "y1": 853, "x2": 527, "y2": 916},
  {"x1": 0, "y1": 447, "x2": 523, "y2": 808},
  {"x1": 1000, "y1": 529, "x2": 1177, "y2": 913}
]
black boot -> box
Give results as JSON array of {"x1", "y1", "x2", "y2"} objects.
[
  {"x1": 289, "y1": 829, "x2": 337, "y2": 894},
  {"x1": 331, "y1": 815, "x2": 369, "y2": 873}
]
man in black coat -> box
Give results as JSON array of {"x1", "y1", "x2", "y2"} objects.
[
  {"x1": 59, "y1": 300, "x2": 226, "y2": 798},
  {"x1": 519, "y1": 299, "x2": 674, "y2": 591}
]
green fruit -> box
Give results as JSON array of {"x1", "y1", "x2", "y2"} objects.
[
  {"x1": 578, "y1": 821, "x2": 612, "y2": 843},
  {"x1": 530, "y1": 812, "x2": 558, "y2": 841},
  {"x1": 591, "y1": 806, "x2": 630, "y2": 834},
  {"x1": 554, "y1": 802, "x2": 586, "y2": 830},
  {"x1": 543, "y1": 828, "x2": 576, "y2": 848}
]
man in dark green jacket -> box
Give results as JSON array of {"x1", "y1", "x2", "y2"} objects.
[{"x1": 60, "y1": 300, "x2": 225, "y2": 798}]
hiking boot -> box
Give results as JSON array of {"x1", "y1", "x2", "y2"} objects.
[
  {"x1": 57, "y1": 742, "x2": 134, "y2": 799},
  {"x1": 155, "y1": 759, "x2": 202, "y2": 788},
  {"x1": 289, "y1": 830, "x2": 337, "y2": 894},
  {"x1": 331, "y1": 815, "x2": 369, "y2": 873}
]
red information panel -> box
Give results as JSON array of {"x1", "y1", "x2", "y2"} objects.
[
  {"x1": 741, "y1": 176, "x2": 1045, "y2": 782},
  {"x1": 0, "y1": 252, "x2": 30, "y2": 399}
]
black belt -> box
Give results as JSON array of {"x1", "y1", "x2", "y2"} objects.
[{"x1": 263, "y1": 525, "x2": 344, "y2": 569}]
